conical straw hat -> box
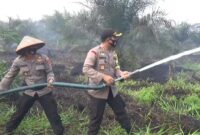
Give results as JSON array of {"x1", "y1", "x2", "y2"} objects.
[{"x1": 16, "y1": 36, "x2": 45, "y2": 54}]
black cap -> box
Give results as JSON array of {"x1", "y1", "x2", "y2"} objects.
[{"x1": 101, "y1": 29, "x2": 123, "y2": 42}]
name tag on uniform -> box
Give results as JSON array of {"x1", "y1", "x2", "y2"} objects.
[{"x1": 100, "y1": 64, "x2": 105, "y2": 70}]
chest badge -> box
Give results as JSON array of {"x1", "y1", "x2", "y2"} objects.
[
  {"x1": 100, "y1": 52, "x2": 105, "y2": 57},
  {"x1": 100, "y1": 64, "x2": 105, "y2": 70},
  {"x1": 36, "y1": 56, "x2": 43, "y2": 64},
  {"x1": 24, "y1": 71, "x2": 30, "y2": 76}
]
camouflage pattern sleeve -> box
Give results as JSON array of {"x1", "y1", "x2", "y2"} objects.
[
  {"x1": 43, "y1": 55, "x2": 55, "y2": 83},
  {"x1": 82, "y1": 50, "x2": 105, "y2": 83},
  {"x1": 0, "y1": 58, "x2": 20, "y2": 91}
]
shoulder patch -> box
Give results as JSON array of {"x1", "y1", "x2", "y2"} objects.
[
  {"x1": 37, "y1": 54, "x2": 52, "y2": 65},
  {"x1": 36, "y1": 56, "x2": 44, "y2": 64},
  {"x1": 91, "y1": 50, "x2": 97, "y2": 56}
]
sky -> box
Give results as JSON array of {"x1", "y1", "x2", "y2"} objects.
[
  {"x1": 0, "y1": 0, "x2": 84, "y2": 21},
  {"x1": 0, "y1": 0, "x2": 200, "y2": 24},
  {"x1": 157, "y1": 0, "x2": 200, "y2": 24}
]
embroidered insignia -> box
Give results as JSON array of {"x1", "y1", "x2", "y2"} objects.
[
  {"x1": 91, "y1": 51, "x2": 97, "y2": 56},
  {"x1": 100, "y1": 52, "x2": 105, "y2": 57},
  {"x1": 24, "y1": 71, "x2": 30, "y2": 76},
  {"x1": 36, "y1": 56, "x2": 43, "y2": 64}
]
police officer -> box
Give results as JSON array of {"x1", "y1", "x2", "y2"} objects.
[
  {"x1": 83, "y1": 29, "x2": 132, "y2": 135},
  {"x1": 0, "y1": 36, "x2": 64, "y2": 135}
]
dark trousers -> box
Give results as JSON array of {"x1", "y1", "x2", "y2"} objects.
[
  {"x1": 5, "y1": 93, "x2": 64, "y2": 135},
  {"x1": 88, "y1": 90, "x2": 131, "y2": 135}
]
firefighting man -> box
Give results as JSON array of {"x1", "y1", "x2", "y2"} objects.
[
  {"x1": 0, "y1": 36, "x2": 64, "y2": 135},
  {"x1": 83, "y1": 29, "x2": 132, "y2": 135}
]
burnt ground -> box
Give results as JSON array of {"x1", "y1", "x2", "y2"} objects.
[{"x1": 50, "y1": 88, "x2": 200, "y2": 134}]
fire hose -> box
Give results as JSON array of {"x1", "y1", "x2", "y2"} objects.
[{"x1": 0, "y1": 82, "x2": 106, "y2": 96}]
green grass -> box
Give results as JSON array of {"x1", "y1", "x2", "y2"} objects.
[
  {"x1": 1, "y1": 100, "x2": 198, "y2": 135},
  {"x1": 117, "y1": 79, "x2": 200, "y2": 134},
  {"x1": 0, "y1": 104, "x2": 89, "y2": 135},
  {"x1": 183, "y1": 63, "x2": 200, "y2": 71},
  {"x1": 134, "y1": 84, "x2": 163, "y2": 105}
]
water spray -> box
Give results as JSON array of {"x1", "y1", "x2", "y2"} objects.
[{"x1": 115, "y1": 47, "x2": 200, "y2": 82}]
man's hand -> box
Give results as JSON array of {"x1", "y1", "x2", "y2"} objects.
[
  {"x1": 103, "y1": 75, "x2": 114, "y2": 85},
  {"x1": 47, "y1": 77, "x2": 54, "y2": 89},
  {"x1": 120, "y1": 71, "x2": 130, "y2": 80}
]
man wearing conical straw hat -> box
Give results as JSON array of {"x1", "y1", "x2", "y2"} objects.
[{"x1": 0, "y1": 36, "x2": 64, "y2": 135}]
